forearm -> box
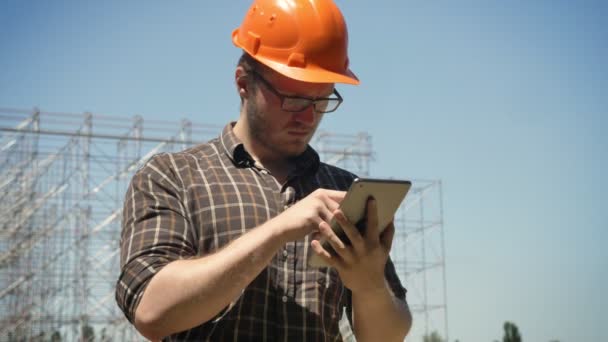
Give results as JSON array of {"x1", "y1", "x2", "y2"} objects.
[
  {"x1": 134, "y1": 219, "x2": 285, "y2": 340},
  {"x1": 352, "y1": 282, "x2": 412, "y2": 342}
]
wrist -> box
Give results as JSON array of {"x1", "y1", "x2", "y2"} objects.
[
  {"x1": 263, "y1": 216, "x2": 290, "y2": 246},
  {"x1": 351, "y1": 280, "x2": 391, "y2": 301}
]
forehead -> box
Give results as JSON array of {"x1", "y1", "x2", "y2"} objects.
[{"x1": 259, "y1": 67, "x2": 335, "y2": 98}]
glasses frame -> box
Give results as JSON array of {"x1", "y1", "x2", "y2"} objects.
[{"x1": 248, "y1": 70, "x2": 343, "y2": 114}]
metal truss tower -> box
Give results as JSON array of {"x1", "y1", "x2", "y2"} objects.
[{"x1": 1, "y1": 108, "x2": 447, "y2": 342}]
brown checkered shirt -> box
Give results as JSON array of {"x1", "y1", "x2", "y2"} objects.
[{"x1": 116, "y1": 123, "x2": 406, "y2": 341}]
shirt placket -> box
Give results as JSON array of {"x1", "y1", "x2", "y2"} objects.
[
  {"x1": 250, "y1": 163, "x2": 295, "y2": 306},
  {"x1": 280, "y1": 185, "x2": 297, "y2": 302}
]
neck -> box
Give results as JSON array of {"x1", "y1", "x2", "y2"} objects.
[{"x1": 233, "y1": 120, "x2": 293, "y2": 181}]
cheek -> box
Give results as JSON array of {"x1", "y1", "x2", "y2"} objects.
[
  {"x1": 255, "y1": 94, "x2": 284, "y2": 120},
  {"x1": 254, "y1": 104, "x2": 290, "y2": 132},
  {"x1": 314, "y1": 113, "x2": 325, "y2": 125},
  {"x1": 256, "y1": 87, "x2": 281, "y2": 109}
]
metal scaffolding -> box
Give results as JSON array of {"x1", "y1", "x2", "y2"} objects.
[
  {"x1": 393, "y1": 180, "x2": 448, "y2": 342},
  {"x1": 0, "y1": 108, "x2": 447, "y2": 341}
]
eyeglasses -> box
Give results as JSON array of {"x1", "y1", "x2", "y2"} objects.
[{"x1": 249, "y1": 70, "x2": 343, "y2": 114}]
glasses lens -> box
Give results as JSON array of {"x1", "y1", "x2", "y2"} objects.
[
  {"x1": 282, "y1": 98, "x2": 341, "y2": 113},
  {"x1": 315, "y1": 99, "x2": 341, "y2": 113},
  {"x1": 282, "y1": 98, "x2": 313, "y2": 112}
]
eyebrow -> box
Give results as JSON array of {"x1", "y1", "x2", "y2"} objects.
[
  {"x1": 284, "y1": 90, "x2": 336, "y2": 100},
  {"x1": 254, "y1": 71, "x2": 335, "y2": 99}
]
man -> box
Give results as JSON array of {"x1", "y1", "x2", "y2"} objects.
[{"x1": 115, "y1": 0, "x2": 412, "y2": 341}]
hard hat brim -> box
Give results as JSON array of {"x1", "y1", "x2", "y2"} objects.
[{"x1": 239, "y1": 50, "x2": 360, "y2": 85}]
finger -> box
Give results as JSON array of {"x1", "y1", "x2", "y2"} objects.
[
  {"x1": 327, "y1": 198, "x2": 341, "y2": 213},
  {"x1": 320, "y1": 189, "x2": 347, "y2": 203},
  {"x1": 310, "y1": 230, "x2": 322, "y2": 241},
  {"x1": 319, "y1": 206, "x2": 334, "y2": 224},
  {"x1": 310, "y1": 239, "x2": 340, "y2": 268},
  {"x1": 317, "y1": 190, "x2": 344, "y2": 212},
  {"x1": 334, "y1": 210, "x2": 364, "y2": 252},
  {"x1": 318, "y1": 221, "x2": 356, "y2": 262},
  {"x1": 318, "y1": 221, "x2": 345, "y2": 250},
  {"x1": 365, "y1": 197, "x2": 380, "y2": 242},
  {"x1": 380, "y1": 221, "x2": 396, "y2": 252}
]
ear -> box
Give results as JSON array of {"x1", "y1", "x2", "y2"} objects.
[{"x1": 235, "y1": 66, "x2": 250, "y2": 98}]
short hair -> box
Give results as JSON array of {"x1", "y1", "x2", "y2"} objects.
[
  {"x1": 237, "y1": 52, "x2": 262, "y2": 74},
  {"x1": 236, "y1": 52, "x2": 263, "y2": 105}
]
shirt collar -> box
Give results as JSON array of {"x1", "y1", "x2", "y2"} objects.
[
  {"x1": 219, "y1": 122, "x2": 320, "y2": 175},
  {"x1": 220, "y1": 122, "x2": 254, "y2": 168}
]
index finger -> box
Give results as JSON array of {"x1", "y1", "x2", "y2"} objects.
[
  {"x1": 320, "y1": 189, "x2": 346, "y2": 202},
  {"x1": 320, "y1": 189, "x2": 345, "y2": 213}
]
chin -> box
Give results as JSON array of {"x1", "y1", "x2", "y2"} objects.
[{"x1": 279, "y1": 143, "x2": 308, "y2": 157}]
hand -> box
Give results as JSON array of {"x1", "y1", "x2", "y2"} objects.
[
  {"x1": 271, "y1": 189, "x2": 345, "y2": 242},
  {"x1": 310, "y1": 197, "x2": 395, "y2": 294}
]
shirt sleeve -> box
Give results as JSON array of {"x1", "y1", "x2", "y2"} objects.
[{"x1": 115, "y1": 153, "x2": 197, "y2": 323}]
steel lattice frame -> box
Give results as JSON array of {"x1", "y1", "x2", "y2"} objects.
[{"x1": 1, "y1": 108, "x2": 448, "y2": 342}]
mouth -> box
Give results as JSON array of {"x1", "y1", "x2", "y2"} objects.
[{"x1": 287, "y1": 131, "x2": 310, "y2": 137}]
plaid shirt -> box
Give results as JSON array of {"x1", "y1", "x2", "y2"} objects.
[{"x1": 116, "y1": 123, "x2": 406, "y2": 341}]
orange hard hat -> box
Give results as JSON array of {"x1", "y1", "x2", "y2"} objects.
[{"x1": 232, "y1": 0, "x2": 359, "y2": 85}]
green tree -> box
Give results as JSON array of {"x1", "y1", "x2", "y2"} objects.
[
  {"x1": 423, "y1": 331, "x2": 445, "y2": 342},
  {"x1": 81, "y1": 324, "x2": 95, "y2": 342},
  {"x1": 99, "y1": 327, "x2": 111, "y2": 342},
  {"x1": 502, "y1": 321, "x2": 522, "y2": 342},
  {"x1": 50, "y1": 331, "x2": 62, "y2": 342}
]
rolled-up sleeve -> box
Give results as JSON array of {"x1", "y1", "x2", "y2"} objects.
[{"x1": 115, "y1": 154, "x2": 196, "y2": 323}]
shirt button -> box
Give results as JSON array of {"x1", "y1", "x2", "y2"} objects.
[{"x1": 282, "y1": 295, "x2": 288, "y2": 303}]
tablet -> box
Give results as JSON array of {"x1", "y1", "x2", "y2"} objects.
[{"x1": 307, "y1": 178, "x2": 412, "y2": 268}]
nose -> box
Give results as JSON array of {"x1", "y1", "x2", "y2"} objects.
[{"x1": 292, "y1": 105, "x2": 316, "y2": 125}]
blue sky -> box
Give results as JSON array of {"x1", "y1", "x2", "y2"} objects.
[{"x1": 1, "y1": 1, "x2": 606, "y2": 341}]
